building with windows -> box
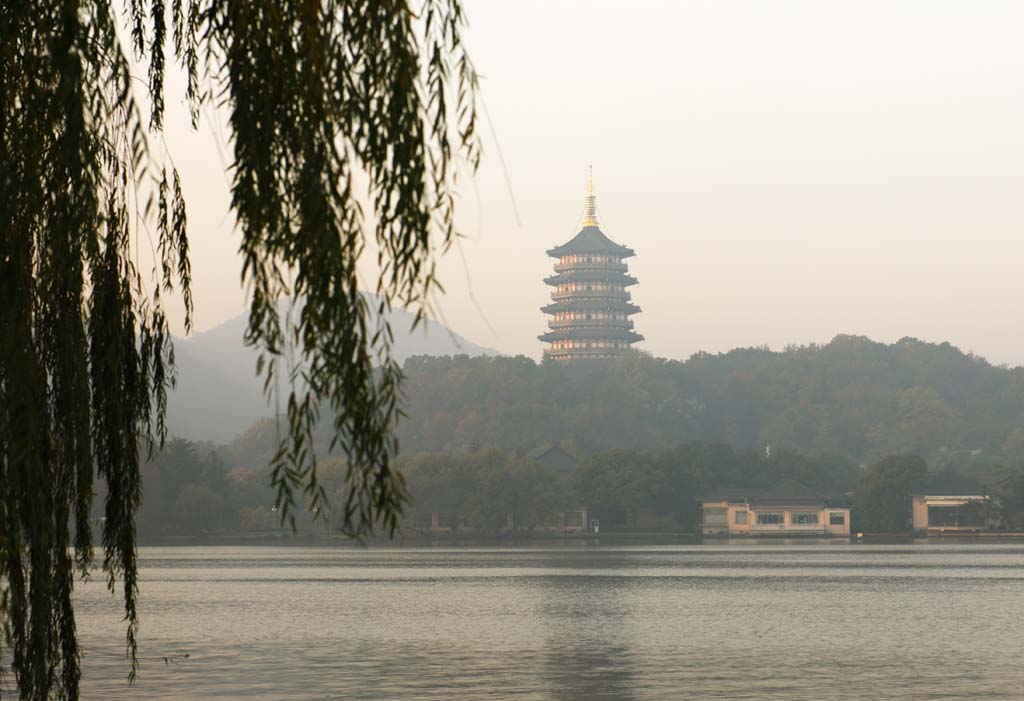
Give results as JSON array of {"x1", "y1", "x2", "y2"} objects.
[
  {"x1": 539, "y1": 170, "x2": 643, "y2": 361},
  {"x1": 698, "y1": 480, "x2": 852, "y2": 537},
  {"x1": 910, "y1": 477, "x2": 991, "y2": 533}
]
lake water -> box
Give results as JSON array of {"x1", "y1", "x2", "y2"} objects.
[{"x1": 75, "y1": 543, "x2": 1024, "y2": 700}]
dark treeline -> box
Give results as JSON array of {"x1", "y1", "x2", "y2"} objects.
[
  {"x1": 138, "y1": 438, "x2": 856, "y2": 535},
  {"x1": 396, "y1": 336, "x2": 1024, "y2": 464},
  {"x1": 401, "y1": 443, "x2": 859, "y2": 532},
  {"x1": 137, "y1": 438, "x2": 363, "y2": 537},
  {"x1": 137, "y1": 438, "x2": 1024, "y2": 536}
]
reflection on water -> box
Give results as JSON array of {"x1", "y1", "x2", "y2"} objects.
[{"x1": 75, "y1": 544, "x2": 1024, "y2": 700}]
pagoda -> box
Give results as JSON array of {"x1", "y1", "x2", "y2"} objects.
[{"x1": 539, "y1": 170, "x2": 643, "y2": 360}]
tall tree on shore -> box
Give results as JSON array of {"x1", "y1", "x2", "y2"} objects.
[
  {"x1": 0, "y1": 0, "x2": 479, "y2": 697},
  {"x1": 855, "y1": 454, "x2": 928, "y2": 533}
]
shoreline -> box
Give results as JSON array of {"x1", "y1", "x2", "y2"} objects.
[{"x1": 136, "y1": 530, "x2": 1024, "y2": 547}]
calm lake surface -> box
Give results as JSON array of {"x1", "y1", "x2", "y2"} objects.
[{"x1": 75, "y1": 543, "x2": 1024, "y2": 700}]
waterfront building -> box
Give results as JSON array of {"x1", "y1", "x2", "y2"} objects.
[
  {"x1": 539, "y1": 170, "x2": 643, "y2": 360},
  {"x1": 910, "y1": 478, "x2": 990, "y2": 533},
  {"x1": 698, "y1": 480, "x2": 852, "y2": 537}
]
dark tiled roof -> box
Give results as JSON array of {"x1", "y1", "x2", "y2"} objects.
[
  {"x1": 546, "y1": 226, "x2": 635, "y2": 259},
  {"x1": 531, "y1": 445, "x2": 578, "y2": 473},
  {"x1": 827, "y1": 492, "x2": 855, "y2": 509},
  {"x1": 697, "y1": 488, "x2": 755, "y2": 503},
  {"x1": 910, "y1": 476, "x2": 987, "y2": 497},
  {"x1": 752, "y1": 479, "x2": 828, "y2": 507},
  {"x1": 699, "y1": 480, "x2": 845, "y2": 509}
]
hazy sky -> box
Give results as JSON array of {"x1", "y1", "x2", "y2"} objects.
[{"x1": 160, "y1": 1, "x2": 1024, "y2": 365}]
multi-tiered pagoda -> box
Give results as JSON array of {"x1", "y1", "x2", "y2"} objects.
[{"x1": 539, "y1": 171, "x2": 643, "y2": 361}]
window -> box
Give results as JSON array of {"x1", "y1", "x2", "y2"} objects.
[
  {"x1": 563, "y1": 511, "x2": 584, "y2": 528},
  {"x1": 829, "y1": 513, "x2": 846, "y2": 526},
  {"x1": 703, "y1": 509, "x2": 728, "y2": 526},
  {"x1": 927, "y1": 504, "x2": 984, "y2": 528},
  {"x1": 793, "y1": 512, "x2": 819, "y2": 525},
  {"x1": 756, "y1": 512, "x2": 784, "y2": 525},
  {"x1": 734, "y1": 511, "x2": 748, "y2": 525}
]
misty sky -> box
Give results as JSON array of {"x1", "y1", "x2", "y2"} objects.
[{"x1": 159, "y1": 1, "x2": 1024, "y2": 365}]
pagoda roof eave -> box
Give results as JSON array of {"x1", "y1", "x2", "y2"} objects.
[
  {"x1": 539, "y1": 330, "x2": 644, "y2": 342},
  {"x1": 546, "y1": 226, "x2": 635, "y2": 259},
  {"x1": 541, "y1": 301, "x2": 641, "y2": 314},
  {"x1": 543, "y1": 272, "x2": 638, "y2": 286}
]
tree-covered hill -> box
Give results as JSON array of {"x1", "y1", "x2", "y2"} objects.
[
  {"x1": 149, "y1": 335, "x2": 1024, "y2": 537},
  {"x1": 395, "y1": 336, "x2": 1024, "y2": 467}
]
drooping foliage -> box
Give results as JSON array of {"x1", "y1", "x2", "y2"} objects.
[{"x1": 0, "y1": 0, "x2": 478, "y2": 697}]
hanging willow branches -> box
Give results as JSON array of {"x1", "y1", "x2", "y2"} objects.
[{"x1": 0, "y1": 0, "x2": 479, "y2": 698}]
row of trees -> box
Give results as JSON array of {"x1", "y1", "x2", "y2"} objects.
[
  {"x1": 137, "y1": 438, "x2": 391, "y2": 536},
  {"x1": 142, "y1": 437, "x2": 1024, "y2": 536},
  {"x1": 401, "y1": 450, "x2": 567, "y2": 532},
  {"x1": 405, "y1": 448, "x2": 1021, "y2": 534},
  {"x1": 137, "y1": 438, "x2": 273, "y2": 536},
  {"x1": 566, "y1": 444, "x2": 859, "y2": 530}
]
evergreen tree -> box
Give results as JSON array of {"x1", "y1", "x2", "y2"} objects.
[{"x1": 854, "y1": 454, "x2": 928, "y2": 533}]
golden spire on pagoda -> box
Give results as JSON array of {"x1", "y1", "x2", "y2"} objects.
[{"x1": 582, "y1": 165, "x2": 598, "y2": 226}]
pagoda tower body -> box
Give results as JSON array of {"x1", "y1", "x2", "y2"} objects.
[{"x1": 539, "y1": 172, "x2": 643, "y2": 360}]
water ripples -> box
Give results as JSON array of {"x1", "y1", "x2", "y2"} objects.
[{"x1": 75, "y1": 543, "x2": 1024, "y2": 699}]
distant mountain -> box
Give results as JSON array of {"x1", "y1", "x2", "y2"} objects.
[{"x1": 167, "y1": 301, "x2": 495, "y2": 443}]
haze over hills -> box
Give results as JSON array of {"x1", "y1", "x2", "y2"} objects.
[
  {"x1": 213, "y1": 334, "x2": 1024, "y2": 484},
  {"x1": 390, "y1": 335, "x2": 1024, "y2": 471},
  {"x1": 167, "y1": 302, "x2": 495, "y2": 442}
]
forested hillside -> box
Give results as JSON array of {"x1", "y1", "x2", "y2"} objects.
[
  {"x1": 395, "y1": 336, "x2": 1024, "y2": 466},
  {"x1": 143, "y1": 335, "x2": 1024, "y2": 536}
]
